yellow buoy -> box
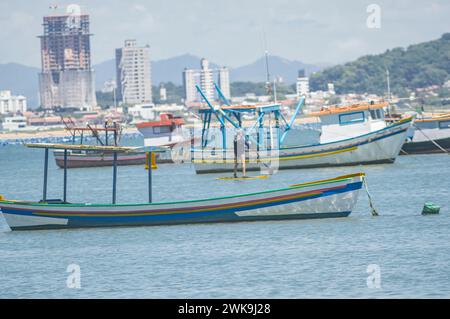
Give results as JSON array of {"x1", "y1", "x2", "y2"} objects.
[
  {"x1": 145, "y1": 152, "x2": 158, "y2": 170},
  {"x1": 0, "y1": 194, "x2": 4, "y2": 201}
]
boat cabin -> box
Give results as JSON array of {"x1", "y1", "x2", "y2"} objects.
[
  {"x1": 136, "y1": 113, "x2": 186, "y2": 147},
  {"x1": 410, "y1": 114, "x2": 450, "y2": 142},
  {"x1": 307, "y1": 102, "x2": 389, "y2": 143}
]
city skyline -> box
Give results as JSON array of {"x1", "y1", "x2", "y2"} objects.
[{"x1": 0, "y1": 0, "x2": 448, "y2": 68}]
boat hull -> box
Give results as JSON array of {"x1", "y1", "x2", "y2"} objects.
[
  {"x1": 401, "y1": 136, "x2": 450, "y2": 154},
  {"x1": 53, "y1": 151, "x2": 146, "y2": 168},
  {"x1": 0, "y1": 174, "x2": 363, "y2": 231},
  {"x1": 193, "y1": 118, "x2": 412, "y2": 174}
]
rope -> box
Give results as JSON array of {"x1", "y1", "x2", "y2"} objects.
[
  {"x1": 363, "y1": 176, "x2": 379, "y2": 216},
  {"x1": 413, "y1": 124, "x2": 449, "y2": 154}
]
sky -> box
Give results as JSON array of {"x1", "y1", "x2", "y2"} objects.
[{"x1": 0, "y1": 0, "x2": 449, "y2": 68}]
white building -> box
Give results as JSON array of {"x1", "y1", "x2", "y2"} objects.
[
  {"x1": 115, "y1": 39, "x2": 152, "y2": 105},
  {"x1": 0, "y1": 91, "x2": 27, "y2": 114},
  {"x1": 159, "y1": 84, "x2": 167, "y2": 101},
  {"x1": 183, "y1": 69, "x2": 198, "y2": 104},
  {"x1": 200, "y1": 58, "x2": 215, "y2": 102},
  {"x1": 183, "y1": 58, "x2": 231, "y2": 105},
  {"x1": 127, "y1": 103, "x2": 155, "y2": 120},
  {"x1": 296, "y1": 70, "x2": 309, "y2": 98},
  {"x1": 0, "y1": 115, "x2": 27, "y2": 131},
  {"x1": 328, "y1": 83, "x2": 336, "y2": 95},
  {"x1": 218, "y1": 67, "x2": 231, "y2": 100}
]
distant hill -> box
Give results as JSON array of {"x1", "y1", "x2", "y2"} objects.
[
  {"x1": 230, "y1": 56, "x2": 323, "y2": 83},
  {"x1": 0, "y1": 63, "x2": 40, "y2": 108},
  {"x1": 310, "y1": 33, "x2": 450, "y2": 96},
  {"x1": 1, "y1": 55, "x2": 320, "y2": 108}
]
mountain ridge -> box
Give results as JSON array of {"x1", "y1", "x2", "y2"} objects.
[{"x1": 1, "y1": 55, "x2": 321, "y2": 108}]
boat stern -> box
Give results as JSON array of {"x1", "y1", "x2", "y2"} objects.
[{"x1": 0, "y1": 200, "x2": 69, "y2": 231}]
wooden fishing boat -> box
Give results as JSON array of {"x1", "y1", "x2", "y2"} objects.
[
  {"x1": 135, "y1": 113, "x2": 192, "y2": 163},
  {"x1": 401, "y1": 113, "x2": 450, "y2": 154},
  {"x1": 192, "y1": 92, "x2": 413, "y2": 173},
  {"x1": 0, "y1": 173, "x2": 364, "y2": 231},
  {"x1": 0, "y1": 144, "x2": 365, "y2": 231},
  {"x1": 55, "y1": 119, "x2": 146, "y2": 168},
  {"x1": 53, "y1": 149, "x2": 146, "y2": 168}
]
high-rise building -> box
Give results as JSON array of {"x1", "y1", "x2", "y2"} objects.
[
  {"x1": 115, "y1": 39, "x2": 152, "y2": 105},
  {"x1": 183, "y1": 58, "x2": 230, "y2": 105},
  {"x1": 218, "y1": 67, "x2": 230, "y2": 100},
  {"x1": 183, "y1": 68, "x2": 198, "y2": 104},
  {"x1": 296, "y1": 69, "x2": 310, "y2": 98},
  {"x1": 200, "y1": 58, "x2": 215, "y2": 102},
  {"x1": 38, "y1": 9, "x2": 96, "y2": 110}
]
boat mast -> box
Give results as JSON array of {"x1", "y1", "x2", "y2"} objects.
[{"x1": 386, "y1": 67, "x2": 392, "y2": 116}]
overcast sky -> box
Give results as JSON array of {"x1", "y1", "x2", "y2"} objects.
[{"x1": 0, "y1": 0, "x2": 448, "y2": 68}]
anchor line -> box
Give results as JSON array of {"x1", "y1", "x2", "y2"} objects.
[
  {"x1": 413, "y1": 124, "x2": 449, "y2": 155},
  {"x1": 363, "y1": 175, "x2": 379, "y2": 216}
]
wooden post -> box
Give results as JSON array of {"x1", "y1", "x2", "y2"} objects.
[
  {"x1": 112, "y1": 152, "x2": 118, "y2": 204},
  {"x1": 43, "y1": 148, "x2": 49, "y2": 202},
  {"x1": 63, "y1": 149, "x2": 68, "y2": 202}
]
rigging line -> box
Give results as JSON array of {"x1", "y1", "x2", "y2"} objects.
[{"x1": 413, "y1": 124, "x2": 449, "y2": 154}]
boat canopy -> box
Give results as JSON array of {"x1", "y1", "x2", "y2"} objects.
[{"x1": 24, "y1": 143, "x2": 168, "y2": 153}]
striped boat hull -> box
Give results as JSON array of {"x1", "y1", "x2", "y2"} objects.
[
  {"x1": 193, "y1": 118, "x2": 412, "y2": 174},
  {"x1": 0, "y1": 174, "x2": 363, "y2": 231}
]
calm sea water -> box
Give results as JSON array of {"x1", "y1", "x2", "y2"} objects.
[{"x1": 0, "y1": 140, "x2": 449, "y2": 298}]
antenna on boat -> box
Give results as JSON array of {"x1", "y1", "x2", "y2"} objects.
[
  {"x1": 262, "y1": 29, "x2": 273, "y2": 98},
  {"x1": 385, "y1": 66, "x2": 392, "y2": 116}
]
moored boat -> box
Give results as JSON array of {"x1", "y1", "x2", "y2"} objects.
[
  {"x1": 54, "y1": 149, "x2": 146, "y2": 168},
  {"x1": 55, "y1": 119, "x2": 146, "y2": 168},
  {"x1": 136, "y1": 113, "x2": 192, "y2": 163},
  {"x1": 0, "y1": 173, "x2": 364, "y2": 231},
  {"x1": 192, "y1": 98, "x2": 413, "y2": 174},
  {"x1": 402, "y1": 113, "x2": 450, "y2": 154}
]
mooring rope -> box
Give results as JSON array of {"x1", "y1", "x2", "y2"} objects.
[
  {"x1": 363, "y1": 175, "x2": 379, "y2": 216},
  {"x1": 413, "y1": 124, "x2": 449, "y2": 155}
]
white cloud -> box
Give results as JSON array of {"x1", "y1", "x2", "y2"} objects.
[{"x1": 0, "y1": 0, "x2": 448, "y2": 67}]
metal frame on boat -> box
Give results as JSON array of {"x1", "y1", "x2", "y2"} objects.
[{"x1": 191, "y1": 86, "x2": 413, "y2": 173}]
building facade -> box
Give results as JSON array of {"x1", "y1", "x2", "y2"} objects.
[
  {"x1": 296, "y1": 69, "x2": 310, "y2": 98},
  {"x1": 38, "y1": 10, "x2": 96, "y2": 110},
  {"x1": 115, "y1": 39, "x2": 152, "y2": 105},
  {"x1": 0, "y1": 91, "x2": 27, "y2": 114},
  {"x1": 199, "y1": 58, "x2": 215, "y2": 102},
  {"x1": 183, "y1": 68, "x2": 198, "y2": 104},
  {"x1": 183, "y1": 58, "x2": 231, "y2": 105},
  {"x1": 218, "y1": 67, "x2": 231, "y2": 100}
]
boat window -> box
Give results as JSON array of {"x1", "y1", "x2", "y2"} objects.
[
  {"x1": 376, "y1": 109, "x2": 383, "y2": 119},
  {"x1": 339, "y1": 112, "x2": 365, "y2": 125},
  {"x1": 439, "y1": 120, "x2": 450, "y2": 129},
  {"x1": 153, "y1": 126, "x2": 171, "y2": 134},
  {"x1": 369, "y1": 109, "x2": 383, "y2": 120}
]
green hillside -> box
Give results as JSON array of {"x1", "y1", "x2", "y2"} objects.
[{"x1": 310, "y1": 33, "x2": 450, "y2": 96}]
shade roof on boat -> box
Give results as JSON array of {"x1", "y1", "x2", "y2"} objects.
[
  {"x1": 306, "y1": 102, "x2": 389, "y2": 117},
  {"x1": 198, "y1": 103, "x2": 281, "y2": 114},
  {"x1": 24, "y1": 143, "x2": 168, "y2": 153}
]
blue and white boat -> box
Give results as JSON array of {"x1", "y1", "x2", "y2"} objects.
[{"x1": 193, "y1": 101, "x2": 413, "y2": 174}]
